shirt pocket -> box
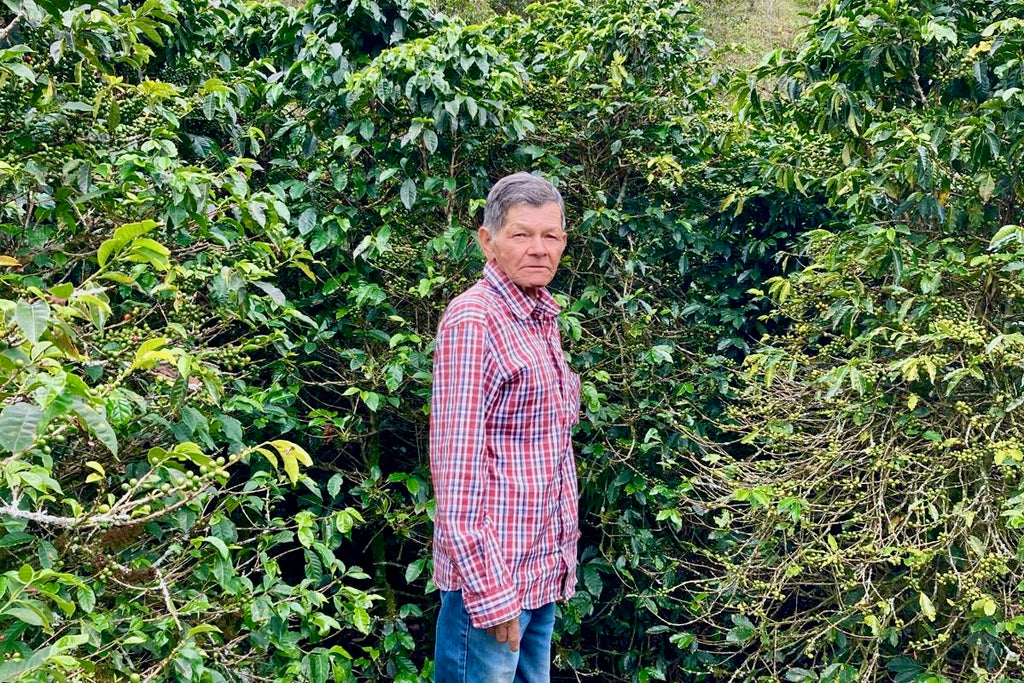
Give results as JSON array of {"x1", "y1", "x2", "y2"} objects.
[{"x1": 487, "y1": 330, "x2": 561, "y2": 420}]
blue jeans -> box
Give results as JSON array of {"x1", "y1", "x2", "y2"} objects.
[{"x1": 434, "y1": 590, "x2": 555, "y2": 683}]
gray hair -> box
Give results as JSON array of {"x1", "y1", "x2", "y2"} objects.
[{"x1": 481, "y1": 172, "x2": 565, "y2": 235}]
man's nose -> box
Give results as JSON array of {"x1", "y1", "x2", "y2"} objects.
[{"x1": 526, "y1": 235, "x2": 546, "y2": 254}]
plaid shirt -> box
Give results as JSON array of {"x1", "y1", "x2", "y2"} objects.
[{"x1": 430, "y1": 261, "x2": 582, "y2": 628}]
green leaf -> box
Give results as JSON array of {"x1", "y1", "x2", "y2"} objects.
[
  {"x1": 15, "y1": 299, "x2": 50, "y2": 343},
  {"x1": 97, "y1": 237, "x2": 126, "y2": 268},
  {"x1": 785, "y1": 668, "x2": 818, "y2": 683},
  {"x1": 990, "y1": 224, "x2": 1024, "y2": 251},
  {"x1": 204, "y1": 536, "x2": 230, "y2": 560},
  {"x1": 0, "y1": 403, "x2": 42, "y2": 454},
  {"x1": 126, "y1": 238, "x2": 170, "y2": 270},
  {"x1": 919, "y1": 592, "x2": 936, "y2": 621},
  {"x1": 352, "y1": 606, "x2": 371, "y2": 634},
  {"x1": 4, "y1": 62, "x2": 36, "y2": 84},
  {"x1": 726, "y1": 614, "x2": 756, "y2": 644},
  {"x1": 399, "y1": 121, "x2": 423, "y2": 147},
  {"x1": 248, "y1": 200, "x2": 266, "y2": 227},
  {"x1": 922, "y1": 20, "x2": 957, "y2": 45},
  {"x1": 309, "y1": 652, "x2": 331, "y2": 683},
  {"x1": 582, "y1": 564, "x2": 603, "y2": 597},
  {"x1": 99, "y1": 271, "x2": 136, "y2": 285},
  {"x1": 77, "y1": 586, "x2": 95, "y2": 614},
  {"x1": 113, "y1": 219, "x2": 159, "y2": 243},
  {"x1": 405, "y1": 558, "x2": 426, "y2": 584},
  {"x1": 400, "y1": 179, "x2": 417, "y2": 210},
  {"x1": 186, "y1": 624, "x2": 222, "y2": 638},
  {"x1": 422, "y1": 129, "x2": 438, "y2": 154},
  {"x1": 362, "y1": 391, "x2": 382, "y2": 412},
  {"x1": 298, "y1": 208, "x2": 317, "y2": 235},
  {"x1": 972, "y1": 596, "x2": 998, "y2": 617},
  {"x1": 132, "y1": 337, "x2": 175, "y2": 369},
  {"x1": 296, "y1": 510, "x2": 315, "y2": 548},
  {"x1": 107, "y1": 97, "x2": 120, "y2": 131},
  {"x1": 334, "y1": 507, "x2": 363, "y2": 534},
  {"x1": 0, "y1": 532, "x2": 32, "y2": 548},
  {"x1": 6, "y1": 605, "x2": 45, "y2": 627},
  {"x1": 254, "y1": 282, "x2": 287, "y2": 306},
  {"x1": 73, "y1": 403, "x2": 118, "y2": 457},
  {"x1": 49, "y1": 283, "x2": 73, "y2": 300},
  {"x1": 218, "y1": 414, "x2": 243, "y2": 446},
  {"x1": 358, "y1": 119, "x2": 374, "y2": 140},
  {"x1": 106, "y1": 393, "x2": 138, "y2": 430},
  {"x1": 327, "y1": 472, "x2": 344, "y2": 499}
]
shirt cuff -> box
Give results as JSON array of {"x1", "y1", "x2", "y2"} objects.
[{"x1": 462, "y1": 583, "x2": 520, "y2": 629}]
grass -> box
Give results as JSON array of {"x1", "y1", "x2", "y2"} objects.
[{"x1": 696, "y1": 0, "x2": 818, "y2": 70}]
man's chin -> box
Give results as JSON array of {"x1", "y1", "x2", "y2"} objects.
[{"x1": 516, "y1": 277, "x2": 553, "y2": 290}]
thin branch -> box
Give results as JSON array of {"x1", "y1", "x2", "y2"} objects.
[
  {"x1": 0, "y1": 485, "x2": 207, "y2": 528},
  {"x1": 0, "y1": 12, "x2": 23, "y2": 44},
  {"x1": 142, "y1": 633, "x2": 187, "y2": 683},
  {"x1": 0, "y1": 504, "x2": 125, "y2": 528},
  {"x1": 154, "y1": 568, "x2": 183, "y2": 631}
]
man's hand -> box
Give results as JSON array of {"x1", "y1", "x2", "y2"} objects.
[{"x1": 485, "y1": 616, "x2": 520, "y2": 652}]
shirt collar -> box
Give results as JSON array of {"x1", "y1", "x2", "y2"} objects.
[{"x1": 483, "y1": 261, "x2": 561, "y2": 320}]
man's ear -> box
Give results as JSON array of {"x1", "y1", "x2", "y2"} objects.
[{"x1": 477, "y1": 225, "x2": 494, "y2": 260}]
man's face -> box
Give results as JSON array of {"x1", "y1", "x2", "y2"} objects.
[{"x1": 478, "y1": 202, "x2": 566, "y2": 296}]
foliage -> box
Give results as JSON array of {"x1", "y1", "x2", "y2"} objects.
[
  {"x1": 0, "y1": 0, "x2": 1021, "y2": 680},
  {"x1": 688, "y1": 0, "x2": 1024, "y2": 680},
  {"x1": 0, "y1": 0, "x2": 376, "y2": 680}
]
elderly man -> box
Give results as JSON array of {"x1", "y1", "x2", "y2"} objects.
[{"x1": 430, "y1": 172, "x2": 582, "y2": 682}]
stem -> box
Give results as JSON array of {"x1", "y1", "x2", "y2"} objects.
[
  {"x1": 365, "y1": 418, "x2": 396, "y2": 616},
  {"x1": 0, "y1": 13, "x2": 23, "y2": 44},
  {"x1": 154, "y1": 568, "x2": 183, "y2": 630},
  {"x1": 0, "y1": 504, "x2": 83, "y2": 528}
]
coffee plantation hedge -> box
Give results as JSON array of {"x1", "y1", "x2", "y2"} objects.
[{"x1": 0, "y1": 0, "x2": 1021, "y2": 680}]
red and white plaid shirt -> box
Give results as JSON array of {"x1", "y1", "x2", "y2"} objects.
[{"x1": 430, "y1": 261, "x2": 582, "y2": 628}]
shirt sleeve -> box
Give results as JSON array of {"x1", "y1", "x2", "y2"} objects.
[{"x1": 430, "y1": 319, "x2": 519, "y2": 629}]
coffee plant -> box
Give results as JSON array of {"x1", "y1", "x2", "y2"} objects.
[{"x1": 0, "y1": 0, "x2": 1021, "y2": 679}]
